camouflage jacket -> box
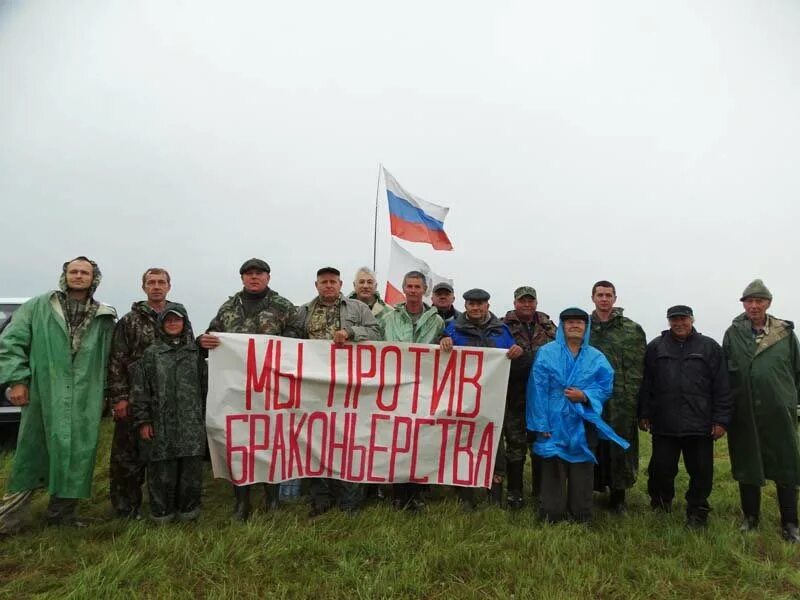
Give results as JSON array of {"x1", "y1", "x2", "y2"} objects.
[
  {"x1": 105, "y1": 301, "x2": 194, "y2": 406},
  {"x1": 589, "y1": 308, "x2": 646, "y2": 430},
  {"x1": 503, "y1": 310, "x2": 557, "y2": 386},
  {"x1": 294, "y1": 294, "x2": 382, "y2": 341},
  {"x1": 131, "y1": 339, "x2": 206, "y2": 461},
  {"x1": 206, "y1": 289, "x2": 299, "y2": 337}
]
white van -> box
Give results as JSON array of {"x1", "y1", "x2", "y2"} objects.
[{"x1": 0, "y1": 298, "x2": 28, "y2": 424}]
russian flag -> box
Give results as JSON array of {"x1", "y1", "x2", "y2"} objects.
[
  {"x1": 384, "y1": 169, "x2": 453, "y2": 251},
  {"x1": 384, "y1": 239, "x2": 453, "y2": 306}
]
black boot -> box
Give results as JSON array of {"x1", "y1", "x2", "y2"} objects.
[
  {"x1": 609, "y1": 489, "x2": 626, "y2": 514},
  {"x1": 232, "y1": 485, "x2": 251, "y2": 522},
  {"x1": 506, "y1": 461, "x2": 524, "y2": 510},
  {"x1": 488, "y1": 482, "x2": 503, "y2": 506},
  {"x1": 531, "y1": 455, "x2": 542, "y2": 506}
]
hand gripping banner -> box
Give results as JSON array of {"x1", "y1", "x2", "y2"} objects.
[{"x1": 206, "y1": 334, "x2": 511, "y2": 488}]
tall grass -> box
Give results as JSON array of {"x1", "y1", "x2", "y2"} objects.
[{"x1": 1, "y1": 423, "x2": 799, "y2": 599}]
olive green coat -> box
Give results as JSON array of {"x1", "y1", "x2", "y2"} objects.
[{"x1": 723, "y1": 313, "x2": 800, "y2": 486}]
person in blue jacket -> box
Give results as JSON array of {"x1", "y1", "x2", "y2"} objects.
[
  {"x1": 441, "y1": 288, "x2": 522, "y2": 508},
  {"x1": 526, "y1": 307, "x2": 629, "y2": 523}
]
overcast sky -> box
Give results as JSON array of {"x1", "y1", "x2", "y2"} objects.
[{"x1": 2, "y1": 0, "x2": 798, "y2": 340}]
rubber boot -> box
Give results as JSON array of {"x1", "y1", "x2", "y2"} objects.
[
  {"x1": 506, "y1": 461, "x2": 524, "y2": 510},
  {"x1": 488, "y1": 482, "x2": 503, "y2": 506},
  {"x1": 531, "y1": 455, "x2": 542, "y2": 508},
  {"x1": 232, "y1": 485, "x2": 251, "y2": 522}
]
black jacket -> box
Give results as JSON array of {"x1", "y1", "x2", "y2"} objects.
[{"x1": 638, "y1": 328, "x2": 733, "y2": 436}]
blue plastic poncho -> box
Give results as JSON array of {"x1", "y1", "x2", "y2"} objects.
[{"x1": 526, "y1": 313, "x2": 630, "y2": 463}]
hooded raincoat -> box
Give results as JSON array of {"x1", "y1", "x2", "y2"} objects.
[
  {"x1": 0, "y1": 262, "x2": 116, "y2": 498},
  {"x1": 131, "y1": 305, "x2": 206, "y2": 463},
  {"x1": 526, "y1": 316, "x2": 629, "y2": 464},
  {"x1": 724, "y1": 313, "x2": 800, "y2": 486}
]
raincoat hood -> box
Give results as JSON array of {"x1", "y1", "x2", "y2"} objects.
[
  {"x1": 58, "y1": 256, "x2": 102, "y2": 297},
  {"x1": 156, "y1": 303, "x2": 193, "y2": 344}
]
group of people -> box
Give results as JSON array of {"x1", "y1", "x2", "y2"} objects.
[{"x1": 0, "y1": 256, "x2": 798, "y2": 545}]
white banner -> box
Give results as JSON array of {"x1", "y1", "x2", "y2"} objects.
[{"x1": 206, "y1": 334, "x2": 511, "y2": 488}]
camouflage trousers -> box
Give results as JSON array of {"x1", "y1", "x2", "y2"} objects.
[
  {"x1": 109, "y1": 419, "x2": 146, "y2": 516},
  {"x1": 502, "y1": 403, "x2": 529, "y2": 465},
  {"x1": 146, "y1": 456, "x2": 203, "y2": 522}
]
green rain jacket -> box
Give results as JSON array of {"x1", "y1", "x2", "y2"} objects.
[
  {"x1": 381, "y1": 303, "x2": 444, "y2": 344},
  {"x1": 724, "y1": 313, "x2": 800, "y2": 486},
  {"x1": 0, "y1": 292, "x2": 116, "y2": 497}
]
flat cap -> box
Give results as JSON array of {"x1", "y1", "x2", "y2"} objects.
[
  {"x1": 432, "y1": 282, "x2": 454, "y2": 294},
  {"x1": 740, "y1": 279, "x2": 772, "y2": 302},
  {"x1": 239, "y1": 258, "x2": 270, "y2": 274},
  {"x1": 667, "y1": 305, "x2": 693, "y2": 318},
  {"x1": 316, "y1": 266, "x2": 341, "y2": 277},
  {"x1": 463, "y1": 288, "x2": 490, "y2": 302},
  {"x1": 514, "y1": 286, "x2": 537, "y2": 300},
  {"x1": 559, "y1": 307, "x2": 589, "y2": 322}
]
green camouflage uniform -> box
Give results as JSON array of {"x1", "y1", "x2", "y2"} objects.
[
  {"x1": 206, "y1": 288, "x2": 298, "y2": 513},
  {"x1": 207, "y1": 290, "x2": 300, "y2": 337},
  {"x1": 502, "y1": 310, "x2": 557, "y2": 462},
  {"x1": 131, "y1": 305, "x2": 205, "y2": 521},
  {"x1": 105, "y1": 301, "x2": 194, "y2": 517},
  {"x1": 589, "y1": 308, "x2": 646, "y2": 492}
]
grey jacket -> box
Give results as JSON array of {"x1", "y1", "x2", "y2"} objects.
[{"x1": 294, "y1": 294, "x2": 383, "y2": 341}]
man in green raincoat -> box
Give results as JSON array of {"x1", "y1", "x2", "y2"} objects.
[
  {"x1": 724, "y1": 279, "x2": 800, "y2": 543},
  {"x1": 0, "y1": 257, "x2": 116, "y2": 534}
]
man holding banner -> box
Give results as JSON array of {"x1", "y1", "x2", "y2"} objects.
[
  {"x1": 382, "y1": 270, "x2": 445, "y2": 511},
  {"x1": 198, "y1": 258, "x2": 299, "y2": 522},
  {"x1": 293, "y1": 266, "x2": 382, "y2": 515},
  {"x1": 441, "y1": 288, "x2": 522, "y2": 508}
]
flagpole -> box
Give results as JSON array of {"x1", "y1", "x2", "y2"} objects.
[{"x1": 372, "y1": 163, "x2": 383, "y2": 272}]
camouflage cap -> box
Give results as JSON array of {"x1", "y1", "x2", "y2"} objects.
[
  {"x1": 463, "y1": 288, "x2": 490, "y2": 302},
  {"x1": 740, "y1": 279, "x2": 772, "y2": 302},
  {"x1": 514, "y1": 286, "x2": 537, "y2": 300},
  {"x1": 240, "y1": 258, "x2": 271, "y2": 274}
]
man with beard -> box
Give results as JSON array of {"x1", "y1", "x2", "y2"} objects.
[
  {"x1": 294, "y1": 266, "x2": 382, "y2": 515},
  {"x1": 724, "y1": 279, "x2": 800, "y2": 542},
  {"x1": 588, "y1": 280, "x2": 646, "y2": 513},
  {"x1": 198, "y1": 258, "x2": 299, "y2": 522},
  {"x1": 0, "y1": 257, "x2": 117, "y2": 534},
  {"x1": 440, "y1": 288, "x2": 522, "y2": 508},
  {"x1": 106, "y1": 268, "x2": 193, "y2": 520},
  {"x1": 501, "y1": 286, "x2": 556, "y2": 509}
]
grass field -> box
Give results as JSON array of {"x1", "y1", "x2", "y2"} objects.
[{"x1": 1, "y1": 422, "x2": 799, "y2": 599}]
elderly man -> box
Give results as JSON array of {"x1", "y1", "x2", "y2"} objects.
[
  {"x1": 382, "y1": 270, "x2": 445, "y2": 511},
  {"x1": 638, "y1": 305, "x2": 732, "y2": 529},
  {"x1": 431, "y1": 282, "x2": 460, "y2": 325},
  {"x1": 0, "y1": 257, "x2": 117, "y2": 534},
  {"x1": 106, "y1": 268, "x2": 193, "y2": 520},
  {"x1": 294, "y1": 266, "x2": 382, "y2": 515},
  {"x1": 198, "y1": 258, "x2": 299, "y2": 522},
  {"x1": 349, "y1": 266, "x2": 393, "y2": 323},
  {"x1": 441, "y1": 288, "x2": 522, "y2": 508},
  {"x1": 724, "y1": 279, "x2": 800, "y2": 542},
  {"x1": 588, "y1": 280, "x2": 646, "y2": 513},
  {"x1": 527, "y1": 307, "x2": 628, "y2": 524},
  {"x1": 501, "y1": 286, "x2": 556, "y2": 509}
]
